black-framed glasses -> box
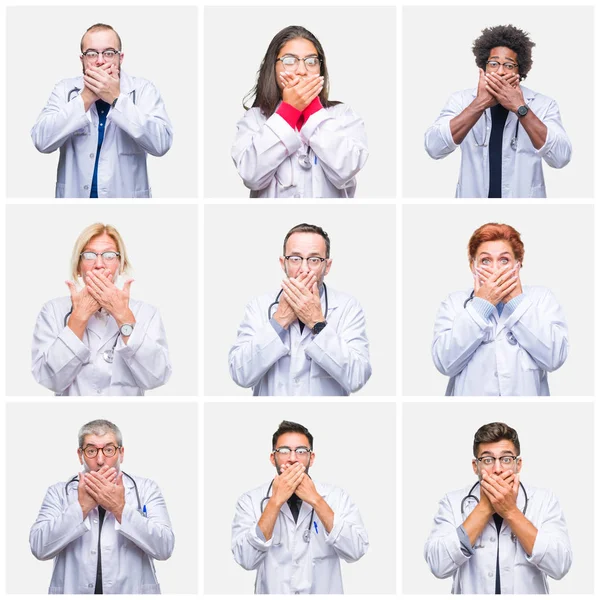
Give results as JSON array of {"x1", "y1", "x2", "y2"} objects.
[
  {"x1": 80, "y1": 444, "x2": 121, "y2": 458},
  {"x1": 476, "y1": 455, "x2": 519, "y2": 467},
  {"x1": 486, "y1": 60, "x2": 518, "y2": 71},
  {"x1": 273, "y1": 446, "x2": 312, "y2": 456},
  {"x1": 80, "y1": 251, "x2": 120, "y2": 263},
  {"x1": 277, "y1": 55, "x2": 321, "y2": 71},
  {"x1": 285, "y1": 255, "x2": 327, "y2": 269},
  {"x1": 82, "y1": 49, "x2": 121, "y2": 60}
]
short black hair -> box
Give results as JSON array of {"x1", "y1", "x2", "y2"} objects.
[
  {"x1": 272, "y1": 420, "x2": 314, "y2": 450},
  {"x1": 473, "y1": 422, "x2": 520, "y2": 457},
  {"x1": 472, "y1": 25, "x2": 535, "y2": 80}
]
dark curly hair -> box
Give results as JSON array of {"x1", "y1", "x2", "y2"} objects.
[{"x1": 472, "y1": 25, "x2": 535, "y2": 80}]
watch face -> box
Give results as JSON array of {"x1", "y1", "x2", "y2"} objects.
[
  {"x1": 518, "y1": 105, "x2": 528, "y2": 116},
  {"x1": 120, "y1": 324, "x2": 134, "y2": 336}
]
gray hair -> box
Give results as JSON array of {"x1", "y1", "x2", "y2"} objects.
[{"x1": 78, "y1": 419, "x2": 123, "y2": 448}]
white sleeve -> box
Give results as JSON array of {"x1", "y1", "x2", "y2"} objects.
[
  {"x1": 534, "y1": 99, "x2": 572, "y2": 169},
  {"x1": 31, "y1": 302, "x2": 91, "y2": 393},
  {"x1": 231, "y1": 109, "x2": 302, "y2": 191},
  {"x1": 324, "y1": 490, "x2": 369, "y2": 563},
  {"x1": 108, "y1": 81, "x2": 173, "y2": 156},
  {"x1": 30, "y1": 484, "x2": 89, "y2": 561},
  {"x1": 503, "y1": 289, "x2": 569, "y2": 372},
  {"x1": 115, "y1": 305, "x2": 172, "y2": 390},
  {"x1": 228, "y1": 298, "x2": 290, "y2": 388},
  {"x1": 424, "y1": 92, "x2": 464, "y2": 159},
  {"x1": 424, "y1": 495, "x2": 471, "y2": 579},
  {"x1": 231, "y1": 492, "x2": 272, "y2": 570},
  {"x1": 300, "y1": 104, "x2": 369, "y2": 189},
  {"x1": 31, "y1": 83, "x2": 90, "y2": 153},
  {"x1": 304, "y1": 298, "x2": 371, "y2": 393},
  {"x1": 115, "y1": 479, "x2": 174, "y2": 560}
]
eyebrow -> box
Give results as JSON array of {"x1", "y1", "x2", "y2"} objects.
[
  {"x1": 83, "y1": 47, "x2": 118, "y2": 53},
  {"x1": 280, "y1": 53, "x2": 318, "y2": 58},
  {"x1": 478, "y1": 252, "x2": 512, "y2": 257},
  {"x1": 287, "y1": 251, "x2": 323, "y2": 257},
  {"x1": 479, "y1": 450, "x2": 515, "y2": 456}
]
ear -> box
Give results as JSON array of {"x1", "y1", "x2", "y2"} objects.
[
  {"x1": 279, "y1": 256, "x2": 286, "y2": 274},
  {"x1": 119, "y1": 446, "x2": 125, "y2": 464},
  {"x1": 324, "y1": 259, "x2": 332, "y2": 277},
  {"x1": 77, "y1": 448, "x2": 84, "y2": 466},
  {"x1": 269, "y1": 452, "x2": 276, "y2": 468},
  {"x1": 471, "y1": 459, "x2": 478, "y2": 476},
  {"x1": 309, "y1": 452, "x2": 315, "y2": 468},
  {"x1": 469, "y1": 260, "x2": 476, "y2": 274},
  {"x1": 119, "y1": 52, "x2": 124, "y2": 66},
  {"x1": 515, "y1": 457, "x2": 522, "y2": 473}
]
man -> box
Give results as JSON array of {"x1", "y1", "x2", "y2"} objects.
[
  {"x1": 425, "y1": 25, "x2": 571, "y2": 198},
  {"x1": 424, "y1": 422, "x2": 572, "y2": 594},
  {"x1": 30, "y1": 419, "x2": 174, "y2": 594},
  {"x1": 31, "y1": 23, "x2": 172, "y2": 198},
  {"x1": 228, "y1": 223, "x2": 372, "y2": 395},
  {"x1": 231, "y1": 420, "x2": 368, "y2": 594}
]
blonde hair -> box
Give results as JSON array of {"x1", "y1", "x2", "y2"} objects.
[{"x1": 70, "y1": 223, "x2": 131, "y2": 281}]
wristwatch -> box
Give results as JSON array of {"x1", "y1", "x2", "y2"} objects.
[
  {"x1": 120, "y1": 323, "x2": 134, "y2": 337},
  {"x1": 516, "y1": 104, "x2": 529, "y2": 117},
  {"x1": 312, "y1": 321, "x2": 327, "y2": 335}
]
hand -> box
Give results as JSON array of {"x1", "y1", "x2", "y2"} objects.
[
  {"x1": 83, "y1": 64, "x2": 120, "y2": 104},
  {"x1": 84, "y1": 470, "x2": 126, "y2": 522},
  {"x1": 475, "y1": 68, "x2": 498, "y2": 110},
  {"x1": 78, "y1": 465, "x2": 116, "y2": 518},
  {"x1": 473, "y1": 263, "x2": 519, "y2": 306},
  {"x1": 294, "y1": 474, "x2": 321, "y2": 506},
  {"x1": 485, "y1": 71, "x2": 526, "y2": 113},
  {"x1": 281, "y1": 73, "x2": 324, "y2": 112},
  {"x1": 85, "y1": 271, "x2": 134, "y2": 327},
  {"x1": 66, "y1": 279, "x2": 101, "y2": 322},
  {"x1": 271, "y1": 462, "x2": 305, "y2": 506},
  {"x1": 281, "y1": 274, "x2": 324, "y2": 329},
  {"x1": 273, "y1": 271, "x2": 314, "y2": 329},
  {"x1": 480, "y1": 470, "x2": 520, "y2": 518},
  {"x1": 500, "y1": 262, "x2": 523, "y2": 303}
]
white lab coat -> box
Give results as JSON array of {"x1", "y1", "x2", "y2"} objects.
[
  {"x1": 432, "y1": 286, "x2": 568, "y2": 396},
  {"x1": 232, "y1": 103, "x2": 368, "y2": 198},
  {"x1": 30, "y1": 472, "x2": 174, "y2": 594},
  {"x1": 424, "y1": 482, "x2": 572, "y2": 594},
  {"x1": 32, "y1": 296, "x2": 171, "y2": 396},
  {"x1": 232, "y1": 480, "x2": 369, "y2": 594},
  {"x1": 424, "y1": 86, "x2": 571, "y2": 197},
  {"x1": 229, "y1": 287, "x2": 371, "y2": 395},
  {"x1": 31, "y1": 71, "x2": 173, "y2": 198}
]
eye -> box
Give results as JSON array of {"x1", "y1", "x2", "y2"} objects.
[{"x1": 481, "y1": 258, "x2": 490, "y2": 265}]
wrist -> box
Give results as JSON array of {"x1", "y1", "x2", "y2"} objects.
[
  {"x1": 115, "y1": 309, "x2": 135, "y2": 329},
  {"x1": 273, "y1": 312, "x2": 293, "y2": 330},
  {"x1": 69, "y1": 310, "x2": 92, "y2": 326}
]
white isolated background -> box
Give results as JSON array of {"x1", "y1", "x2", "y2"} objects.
[
  {"x1": 402, "y1": 204, "x2": 594, "y2": 396},
  {"x1": 204, "y1": 204, "x2": 396, "y2": 396},
  {"x1": 402, "y1": 401, "x2": 594, "y2": 594},
  {"x1": 5, "y1": 204, "x2": 198, "y2": 396},
  {"x1": 5, "y1": 401, "x2": 198, "y2": 594},
  {"x1": 6, "y1": 6, "x2": 198, "y2": 198},
  {"x1": 402, "y1": 5, "x2": 594, "y2": 198},
  {"x1": 204, "y1": 5, "x2": 396, "y2": 198},
  {"x1": 204, "y1": 401, "x2": 396, "y2": 594}
]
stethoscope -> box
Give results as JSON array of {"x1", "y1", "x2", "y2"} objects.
[
  {"x1": 260, "y1": 478, "x2": 315, "y2": 543},
  {"x1": 268, "y1": 282, "x2": 328, "y2": 322},
  {"x1": 463, "y1": 290, "x2": 518, "y2": 346},
  {"x1": 65, "y1": 471, "x2": 143, "y2": 514},
  {"x1": 474, "y1": 110, "x2": 520, "y2": 150},
  {"x1": 67, "y1": 87, "x2": 136, "y2": 104},
  {"x1": 461, "y1": 480, "x2": 529, "y2": 544},
  {"x1": 63, "y1": 305, "x2": 119, "y2": 363}
]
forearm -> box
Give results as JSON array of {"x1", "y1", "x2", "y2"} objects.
[
  {"x1": 519, "y1": 110, "x2": 547, "y2": 150},
  {"x1": 450, "y1": 98, "x2": 488, "y2": 145},
  {"x1": 462, "y1": 504, "x2": 492, "y2": 546},
  {"x1": 257, "y1": 499, "x2": 283, "y2": 541},
  {"x1": 116, "y1": 503, "x2": 174, "y2": 560},
  {"x1": 312, "y1": 496, "x2": 334, "y2": 533},
  {"x1": 505, "y1": 509, "x2": 537, "y2": 556},
  {"x1": 67, "y1": 312, "x2": 90, "y2": 341}
]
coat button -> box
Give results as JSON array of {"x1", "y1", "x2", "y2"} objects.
[
  {"x1": 90, "y1": 153, "x2": 94, "y2": 159},
  {"x1": 84, "y1": 185, "x2": 89, "y2": 190},
  {"x1": 490, "y1": 536, "x2": 496, "y2": 542},
  {"x1": 93, "y1": 519, "x2": 98, "y2": 523},
  {"x1": 494, "y1": 371, "x2": 498, "y2": 377},
  {"x1": 293, "y1": 193, "x2": 301, "y2": 198},
  {"x1": 488, "y1": 572, "x2": 494, "y2": 578},
  {"x1": 88, "y1": 583, "x2": 94, "y2": 588},
  {"x1": 91, "y1": 550, "x2": 96, "y2": 555}
]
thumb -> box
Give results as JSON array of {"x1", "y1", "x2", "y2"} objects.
[
  {"x1": 65, "y1": 280, "x2": 76, "y2": 297},
  {"x1": 514, "y1": 472, "x2": 520, "y2": 493},
  {"x1": 116, "y1": 472, "x2": 124, "y2": 487},
  {"x1": 123, "y1": 279, "x2": 134, "y2": 295}
]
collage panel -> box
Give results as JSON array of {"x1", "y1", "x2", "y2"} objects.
[
  {"x1": 5, "y1": 204, "x2": 198, "y2": 396},
  {"x1": 6, "y1": 401, "x2": 198, "y2": 594},
  {"x1": 402, "y1": 203, "x2": 594, "y2": 397},
  {"x1": 204, "y1": 401, "x2": 396, "y2": 594},
  {"x1": 402, "y1": 401, "x2": 593, "y2": 594},
  {"x1": 204, "y1": 5, "x2": 396, "y2": 199},
  {"x1": 204, "y1": 203, "x2": 396, "y2": 397}
]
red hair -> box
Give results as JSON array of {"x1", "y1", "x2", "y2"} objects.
[{"x1": 468, "y1": 223, "x2": 524, "y2": 265}]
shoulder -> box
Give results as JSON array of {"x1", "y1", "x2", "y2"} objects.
[
  {"x1": 129, "y1": 297, "x2": 159, "y2": 314},
  {"x1": 522, "y1": 285, "x2": 557, "y2": 302},
  {"x1": 324, "y1": 103, "x2": 361, "y2": 117},
  {"x1": 123, "y1": 472, "x2": 163, "y2": 494},
  {"x1": 53, "y1": 75, "x2": 83, "y2": 90},
  {"x1": 121, "y1": 72, "x2": 159, "y2": 93},
  {"x1": 316, "y1": 481, "x2": 351, "y2": 502},
  {"x1": 39, "y1": 296, "x2": 72, "y2": 314},
  {"x1": 439, "y1": 289, "x2": 473, "y2": 309},
  {"x1": 237, "y1": 481, "x2": 272, "y2": 503},
  {"x1": 327, "y1": 286, "x2": 360, "y2": 307},
  {"x1": 238, "y1": 106, "x2": 267, "y2": 124},
  {"x1": 521, "y1": 86, "x2": 555, "y2": 105}
]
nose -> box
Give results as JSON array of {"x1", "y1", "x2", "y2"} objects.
[
  {"x1": 94, "y1": 254, "x2": 105, "y2": 268},
  {"x1": 492, "y1": 459, "x2": 504, "y2": 475},
  {"x1": 296, "y1": 59, "x2": 308, "y2": 76},
  {"x1": 497, "y1": 63, "x2": 506, "y2": 76},
  {"x1": 96, "y1": 451, "x2": 105, "y2": 465},
  {"x1": 96, "y1": 53, "x2": 105, "y2": 66},
  {"x1": 298, "y1": 260, "x2": 310, "y2": 274}
]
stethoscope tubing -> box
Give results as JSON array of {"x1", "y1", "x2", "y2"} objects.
[
  {"x1": 268, "y1": 283, "x2": 328, "y2": 322},
  {"x1": 65, "y1": 470, "x2": 141, "y2": 510},
  {"x1": 63, "y1": 305, "x2": 119, "y2": 363},
  {"x1": 461, "y1": 479, "x2": 529, "y2": 521},
  {"x1": 474, "y1": 111, "x2": 520, "y2": 149}
]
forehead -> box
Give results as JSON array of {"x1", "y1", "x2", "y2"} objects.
[
  {"x1": 476, "y1": 240, "x2": 514, "y2": 257},
  {"x1": 477, "y1": 440, "x2": 517, "y2": 456},
  {"x1": 84, "y1": 232, "x2": 118, "y2": 251},
  {"x1": 275, "y1": 431, "x2": 310, "y2": 448},
  {"x1": 285, "y1": 232, "x2": 326, "y2": 255},
  {"x1": 82, "y1": 432, "x2": 118, "y2": 447},
  {"x1": 279, "y1": 37, "x2": 318, "y2": 57},
  {"x1": 488, "y1": 46, "x2": 518, "y2": 62},
  {"x1": 82, "y1": 28, "x2": 120, "y2": 51}
]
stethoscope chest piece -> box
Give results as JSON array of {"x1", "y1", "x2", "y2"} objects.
[
  {"x1": 103, "y1": 349, "x2": 115, "y2": 363},
  {"x1": 303, "y1": 529, "x2": 311, "y2": 543},
  {"x1": 506, "y1": 331, "x2": 518, "y2": 345}
]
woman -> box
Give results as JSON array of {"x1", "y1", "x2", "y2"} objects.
[
  {"x1": 432, "y1": 223, "x2": 568, "y2": 396},
  {"x1": 32, "y1": 223, "x2": 171, "y2": 395},
  {"x1": 232, "y1": 25, "x2": 368, "y2": 198}
]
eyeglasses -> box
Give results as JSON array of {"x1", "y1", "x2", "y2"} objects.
[
  {"x1": 273, "y1": 446, "x2": 312, "y2": 456},
  {"x1": 285, "y1": 255, "x2": 327, "y2": 269},
  {"x1": 82, "y1": 49, "x2": 121, "y2": 60},
  {"x1": 277, "y1": 55, "x2": 321, "y2": 71},
  {"x1": 476, "y1": 455, "x2": 519, "y2": 467},
  {"x1": 81, "y1": 444, "x2": 121, "y2": 458},
  {"x1": 486, "y1": 60, "x2": 518, "y2": 71},
  {"x1": 80, "y1": 251, "x2": 120, "y2": 263}
]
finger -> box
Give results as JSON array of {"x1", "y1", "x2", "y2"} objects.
[
  {"x1": 65, "y1": 280, "x2": 77, "y2": 299},
  {"x1": 282, "y1": 290, "x2": 299, "y2": 310},
  {"x1": 287, "y1": 277, "x2": 312, "y2": 296},
  {"x1": 282, "y1": 279, "x2": 303, "y2": 301},
  {"x1": 83, "y1": 77, "x2": 102, "y2": 94},
  {"x1": 480, "y1": 480, "x2": 501, "y2": 500},
  {"x1": 116, "y1": 472, "x2": 124, "y2": 487},
  {"x1": 122, "y1": 279, "x2": 134, "y2": 296},
  {"x1": 513, "y1": 473, "x2": 520, "y2": 494}
]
